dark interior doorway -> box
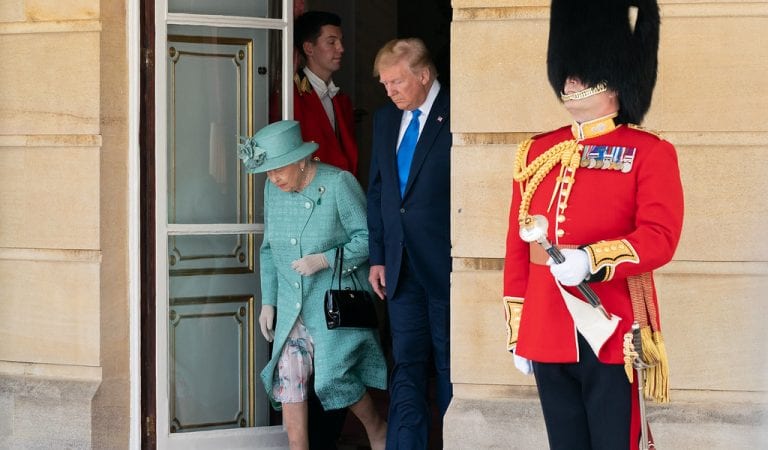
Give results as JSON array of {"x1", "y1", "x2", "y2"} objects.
[
  {"x1": 308, "y1": 0, "x2": 452, "y2": 189},
  {"x1": 304, "y1": 2, "x2": 452, "y2": 449}
]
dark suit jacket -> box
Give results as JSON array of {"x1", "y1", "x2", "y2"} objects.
[{"x1": 367, "y1": 86, "x2": 451, "y2": 300}]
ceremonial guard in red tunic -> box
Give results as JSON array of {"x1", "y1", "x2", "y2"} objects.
[{"x1": 503, "y1": 1, "x2": 683, "y2": 449}]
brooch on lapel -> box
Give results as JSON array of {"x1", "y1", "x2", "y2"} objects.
[{"x1": 580, "y1": 145, "x2": 637, "y2": 173}]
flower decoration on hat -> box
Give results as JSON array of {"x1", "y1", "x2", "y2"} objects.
[{"x1": 238, "y1": 136, "x2": 267, "y2": 171}]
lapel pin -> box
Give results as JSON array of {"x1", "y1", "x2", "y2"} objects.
[{"x1": 437, "y1": 116, "x2": 444, "y2": 122}]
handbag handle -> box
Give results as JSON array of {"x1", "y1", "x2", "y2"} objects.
[
  {"x1": 328, "y1": 246, "x2": 364, "y2": 291},
  {"x1": 331, "y1": 247, "x2": 344, "y2": 291}
]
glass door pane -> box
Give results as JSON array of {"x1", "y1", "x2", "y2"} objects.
[
  {"x1": 156, "y1": 1, "x2": 290, "y2": 447},
  {"x1": 166, "y1": 25, "x2": 273, "y2": 224},
  {"x1": 168, "y1": 0, "x2": 282, "y2": 18},
  {"x1": 168, "y1": 234, "x2": 269, "y2": 432}
]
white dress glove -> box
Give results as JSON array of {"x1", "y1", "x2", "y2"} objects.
[
  {"x1": 547, "y1": 248, "x2": 590, "y2": 286},
  {"x1": 291, "y1": 253, "x2": 329, "y2": 276},
  {"x1": 259, "y1": 305, "x2": 275, "y2": 342},
  {"x1": 514, "y1": 352, "x2": 533, "y2": 375}
]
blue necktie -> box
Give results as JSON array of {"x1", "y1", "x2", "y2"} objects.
[{"x1": 396, "y1": 109, "x2": 422, "y2": 197}]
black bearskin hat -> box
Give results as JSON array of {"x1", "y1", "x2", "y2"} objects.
[{"x1": 547, "y1": 0, "x2": 660, "y2": 124}]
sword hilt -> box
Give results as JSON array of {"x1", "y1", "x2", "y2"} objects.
[
  {"x1": 632, "y1": 321, "x2": 653, "y2": 450},
  {"x1": 542, "y1": 238, "x2": 611, "y2": 320},
  {"x1": 519, "y1": 215, "x2": 612, "y2": 320},
  {"x1": 631, "y1": 322, "x2": 653, "y2": 369}
]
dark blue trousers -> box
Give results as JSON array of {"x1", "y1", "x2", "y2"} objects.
[
  {"x1": 385, "y1": 255, "x2": 451, "y2": 450},
  {"x1": 532, "y1": 333, "x2": 632, "y2": 450}
]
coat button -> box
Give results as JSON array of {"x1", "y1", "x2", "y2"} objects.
[
  {"x1": 295, "y1": 302, "x2": 301, "y2": 309},
  {"x1": 294, "y1": 282, "x2": 300, "y2": 289},
  {"x1": 290, "y1": 238, "x2": 297, "y2": 245},
  {"x1": 400, "y1": 208, "x2": 405, "y2": 214},
  {"x1": 304, "y1": 202, "x2": 311, "y2": 209}
]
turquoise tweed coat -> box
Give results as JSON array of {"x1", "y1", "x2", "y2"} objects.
[{"x1": 259, "y1": 164, "x2": 387, "y2": 410}]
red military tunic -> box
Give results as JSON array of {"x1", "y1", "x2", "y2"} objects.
[
  {"x1": 504, "y1": 117, "x2": 684, "y2": 364},
  {"x1": 293, "y1": 73, "x2": 359, "y2": 176}
]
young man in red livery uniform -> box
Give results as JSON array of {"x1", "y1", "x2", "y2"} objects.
[
  {"x1": 503, "y1": 1, "x2": 683, "y2": 449},
  {"x1": 291, "y1": 11, "x2": 359, "y2": 176}
]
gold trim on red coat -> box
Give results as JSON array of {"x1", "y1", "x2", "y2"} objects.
[
  {"x1": 583, "y1": 239, "x2": 638, "y2": 281},
  {"x1": 503, "y1": 296, "x2": 524, "y2": 351},
  {"x1": 293, "y1": 72, "x2": 312, "y2": 95}
]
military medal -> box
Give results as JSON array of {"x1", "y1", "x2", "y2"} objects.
[
  {"x1": 602, "y1": 147, "x2": 615, "y2": 169},
  {"x1": 581, "y1": 145, "x2": 637, "y2": 172},
  {"x1": 620, "y1": 147, "x2": 636, "y2": 173}
]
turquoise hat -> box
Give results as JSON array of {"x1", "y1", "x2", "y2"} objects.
[{"x1": 238, "y1": 120, "x2": 318, "y2": 173}]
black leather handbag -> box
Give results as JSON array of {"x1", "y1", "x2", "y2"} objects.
[{"x1": 324, "y1": 247, "x2": 378, "y2": 329}]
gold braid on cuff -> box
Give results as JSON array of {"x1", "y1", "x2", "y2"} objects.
[
  {"x1": 583, "y1": 239, "x2": 639, "y2": 281},
  {"x1": 503, "y1": 296, "x2": 524, "y2": 351}
]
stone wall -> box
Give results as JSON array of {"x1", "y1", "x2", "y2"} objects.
[
  {"x1": 447, "y1": 1, "x2": 768, "y2": 448},
  {"x1": 92, "y1": 0, "x2": 131, "y2": 447},
  {"x1": 0, "y1": 0, "x2": 104, "y2": 447}
]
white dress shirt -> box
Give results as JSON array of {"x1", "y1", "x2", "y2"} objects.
[
  {"x1": 396, "y1": 79, "x2": 441, "y2": 151},
  {"x1": 303, "y1": 67, "x2": 340, "y2": 131}
]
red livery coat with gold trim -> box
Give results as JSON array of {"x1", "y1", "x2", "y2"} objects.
[
  {"x1": 293, "y1": 82, "x2": 359, "y2": 176},
  {"x1": 504, "y1": 124, "x2": 684, "y2": 364}
]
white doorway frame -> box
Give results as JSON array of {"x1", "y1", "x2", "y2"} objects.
[
  {"x1": 128, "y1": 0, "x2": 296, "y2": 448},
  {"x1": 128, "y1": 0, "x2": 141, "y2": 447}
]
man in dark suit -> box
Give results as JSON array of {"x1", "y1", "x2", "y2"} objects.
[{"x1": 367, "y1": 38, "x2": 452, "y2": 450}]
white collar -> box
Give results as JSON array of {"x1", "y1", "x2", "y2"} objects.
[
  {"x1": 414, "y1": 79, "x2": 440, "y2": 118},
  {"x1": 303, "y1": 67, "x2": 340, "y2": 98}
]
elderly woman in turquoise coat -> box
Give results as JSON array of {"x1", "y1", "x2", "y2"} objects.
[{"x1": 239, "y1": 120, "x2": 387, "y2": 450}]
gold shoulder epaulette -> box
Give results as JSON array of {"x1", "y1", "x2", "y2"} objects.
[
  {"x1": 627, "y1": 123, "x2": 663, "y2": 139},
  {"x1": 512, "y1": 138, "x2": 533, "y2": 181},
  {"x1": 293, "y1": 73, "x2": 313, "y2": 95}
]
